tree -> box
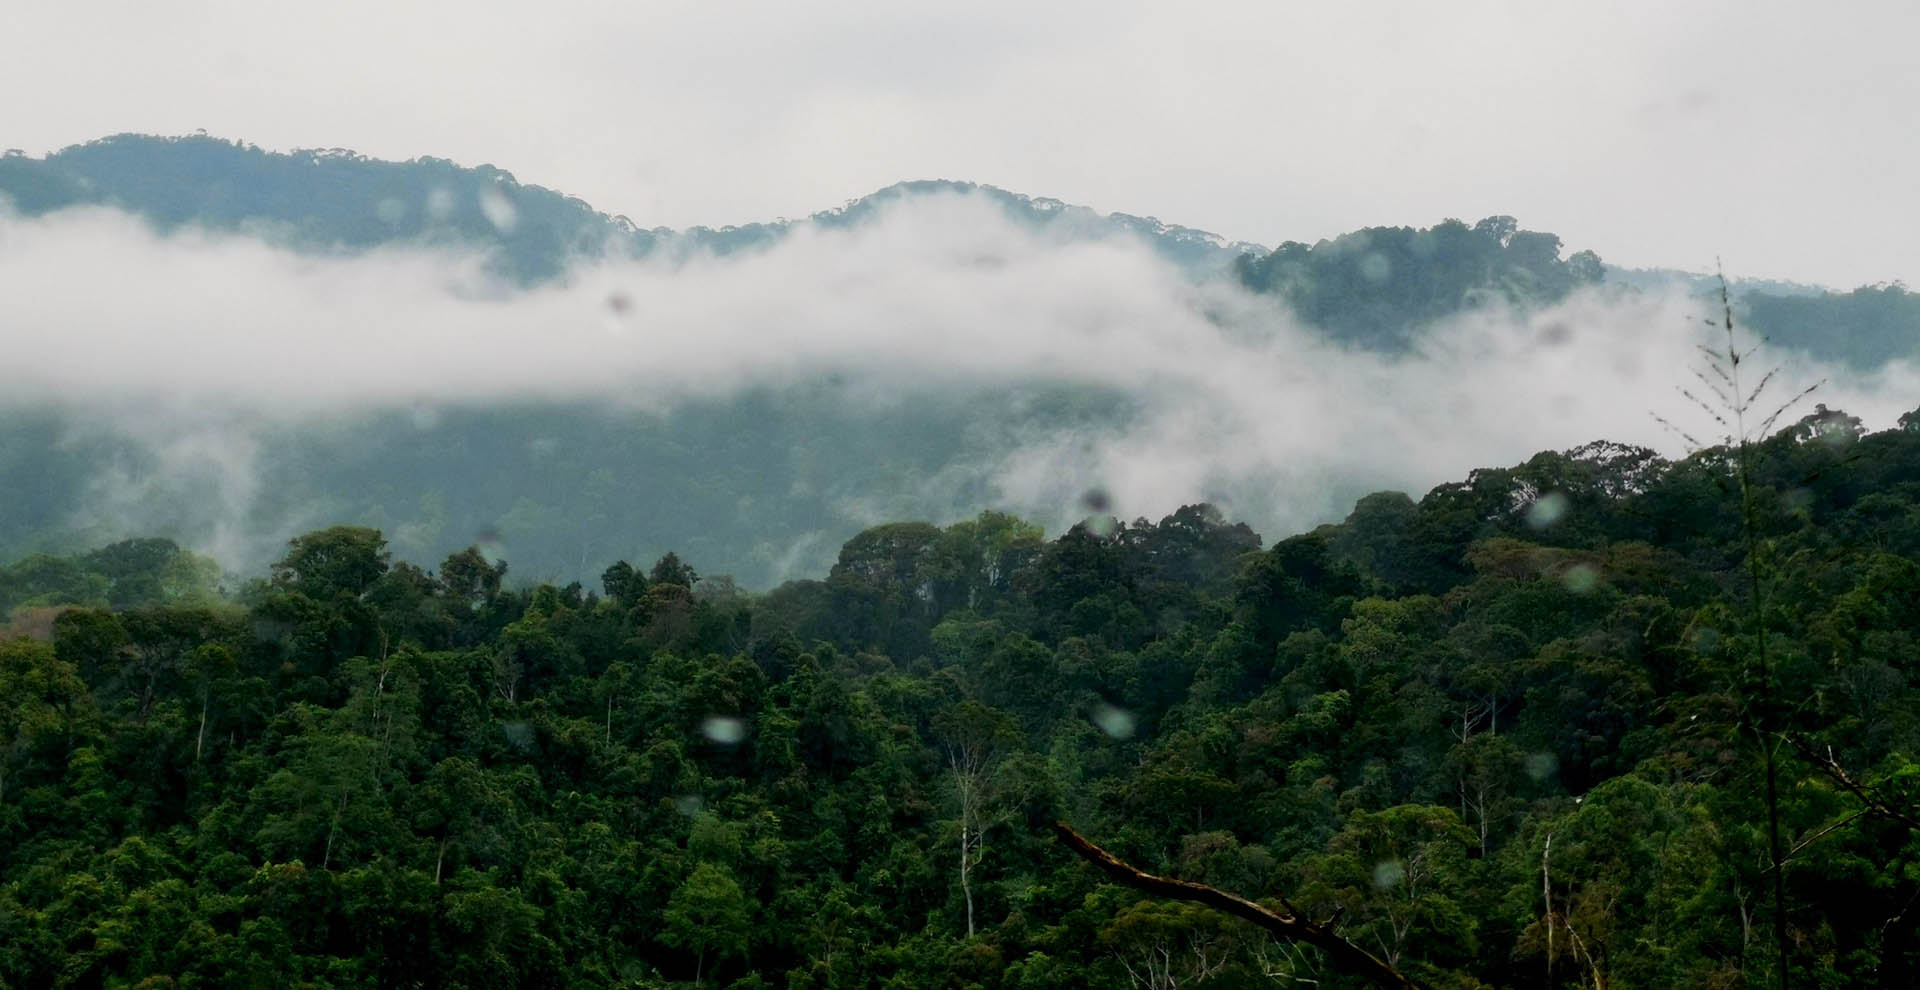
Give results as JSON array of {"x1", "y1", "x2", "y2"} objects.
[
  {"x1": 661, "y1": 861, "x2": 752, "y2": 984},
  {"x1": 0, "y1": 638, "x2": 95, "y2": 814},
  {"x1": 272, "y1": 527, "x2": 391, "y2": 600},
  {"x1": 649, "y1": 552, "x2": 698, "y2": 590},
  {"x1": 934, "y1": 700, "x2": 1020, "y2": 938}
]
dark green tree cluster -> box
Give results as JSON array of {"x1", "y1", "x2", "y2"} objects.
[
  {"x1": 1, "y1": 538, "x2": 220, "y2": 632},
  {"x1": 0, "y1": 135, "x2": 623, "y2": 283},
  {"x1": 6, "y1": 411, "x2": 1920, "y2": 986},
  {"x1": 1742, "y1": 281, "x2": 1920, "y2": 370},
  {"x1": 1232, "y1": 217, "x2": 1607, "y2": 350}
]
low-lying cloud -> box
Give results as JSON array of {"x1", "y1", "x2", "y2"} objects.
[{"x1": 4, "y1": 192, "x2": 1914, "y2": 579}]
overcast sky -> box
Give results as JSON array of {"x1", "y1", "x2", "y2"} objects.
[{"x1": 6, "y1": 1, "x2": 1916, "y2": 287}]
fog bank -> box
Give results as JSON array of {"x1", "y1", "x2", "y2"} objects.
[{"x1": 4, "y1": 193, "x2": 1911, "y2": 578}]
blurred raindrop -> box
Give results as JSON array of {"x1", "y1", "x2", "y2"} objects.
[
  {"x1": 425, "y1": 187, "x2": 456, "y2": 221},
  {"x1": 375, "y1": 197, "x2": 407, "y2": 226},
  {"x1": 701, "y1": 716, "x2": 747, "y2": 745},
  {"x1": 1525, "y1": 752, "x2": 1558, "y2": 782},
  {"x1": 1784, "y1": 487, "x2": 1814, "y2": 515},
  {"x1": 479, "y1": 187, "x2": 518, "y2": 233},
  {"x1": 674, "y1": 795, "x2": 705, "y2": 817},
  {"x1": 1079, "y1": 488, "x2": 1112, "y2": 513},
  {"x1": 1084, "y1": 516, "x2": 1119, "y2": 539},
  {"x1": 1091, "y1": 703, "x2": 1136, "y2": 740},
  {"x1": 502, "y1": 720, "x2": 535, "y2": 752},
  {"x1": 474, "y1": 527, "x2": 507, "y2": 563},
  {"x1": 1526, "y1": 492, "x2": 1570, "y2": 530},
  {"x1": 1560, "y1": 563, "x2": 1599, "y2": 594},
  {"x1": 409, "y1": 403, "x2": 441, "y2": 431},
  {"x1": 1372, "y1": 860, "x2": 1405, "y2": 890},
  {"x1": 604, "y1": 291, "x2": 635, "y2": 336},
  {"x1": 1538, "y1": 322, "x2": 1573, "y2": 347},
  {"x1": 1358, "y1": 251, "x2": 1391, "y2": 285},
  {"x1": 1692, "y1": 626, "x2": 1721, "y2": 654}
]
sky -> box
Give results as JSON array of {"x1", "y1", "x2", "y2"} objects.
[{"x1": 6, "y1": 0, "x2": 1916, "y2": 289}]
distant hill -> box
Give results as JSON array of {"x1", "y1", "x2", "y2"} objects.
[
  {"x1": 1740, "y1": 282, "x2": 1920, "y2": 371},
  {"x1": 1, "y1": 133, "x2": 1911, "y2": 587},
  {"x1": 0, "y1": 134, "x2": 1261, "y2": 282},
  {"x1": 5, "y1": 135, "x2": 1909, "y2": 368},
  {"x1": 1232, "y1": 215, "x2": 1608, "y2": 351}
]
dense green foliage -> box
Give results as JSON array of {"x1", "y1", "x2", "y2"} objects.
[
  {"x1": 1742, "y1": 282, "x2": 1920, "y2": 371},
  {"x1": 0, "y1": 538, "x2": 221, "y2": 629},
  {"x1": 1231, "y1": 217, "x2": 1606, "y2": 351},
  {"x1": 7, "y1": 408, "x2": 1920, "y2": 987}
]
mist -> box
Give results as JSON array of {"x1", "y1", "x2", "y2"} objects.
[{"x1": 5, "y1": 192, "x2": 1913, "y2": 581}]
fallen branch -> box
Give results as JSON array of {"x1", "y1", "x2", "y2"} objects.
[{"x1": 1051, "y1": 822, "x2": 1429, "y2": 990}]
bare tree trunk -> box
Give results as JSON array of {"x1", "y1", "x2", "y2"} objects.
[
  {"x1": 961, "y1": 820, "x2": 976, "y2": 938},
  {"x1": 1544, "y1": 833, "x2": 1555, "y2": 986},
  {"x1": 324, "y1": 790, "x2": 348, "y2": 869},
  {"x1": 196, "y1": 697, "x2": 208, "y2": 763}
]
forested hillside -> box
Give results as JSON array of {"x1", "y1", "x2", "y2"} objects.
[
  {"x1": 0, "y1": 135, "x2": 1258, "y2": 282},
  {"x1": 6, "y1": 403, "x2": 1920, "y2": 987},
  {"x1": 4, "y1": 135, "x2": 1913, "y2": 591}
]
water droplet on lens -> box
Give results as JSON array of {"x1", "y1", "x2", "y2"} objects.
[
  {"x1": 502, "y1": 720, "x2": 535, "y2": 751},
  {"x1": 700, "y1": 716, "x2": 746, "y2": 745},
  {"x1": 1560, "y1": 563, "x2": 1598, "y2": 594},
  {"x1": 1092, "y1": 703, "x2": 1136, "y2": 740},
  {"x1": 1527, "y1": 492, "x2": 1570, "y2": 530},
  {"x1": 375, "y1": 197, "x2": 407, "y2": 225},
  {"x1": 479, "y1": 188, "x2": 519, "y2": 233}
]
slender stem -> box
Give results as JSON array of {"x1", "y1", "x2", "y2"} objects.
[{"x1": 1722, "y1": 269, "x2": 1789, "y2": 990}]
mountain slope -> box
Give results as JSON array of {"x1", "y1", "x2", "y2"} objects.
[
  {"x1": 0, "y1": 134, "x2": 1262, "y2": 281},
  {"x1": 1, "y1": 133, "x2": 1911, "y2": 589}
]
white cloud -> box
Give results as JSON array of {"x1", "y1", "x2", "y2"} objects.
[{"x1": 3, "y1": 192, "x2": 1910, "y2": 574}]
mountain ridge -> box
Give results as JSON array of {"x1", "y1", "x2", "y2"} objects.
[{"x1": 0, "y1": 133, "x2": 1267, "y2": 281}]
